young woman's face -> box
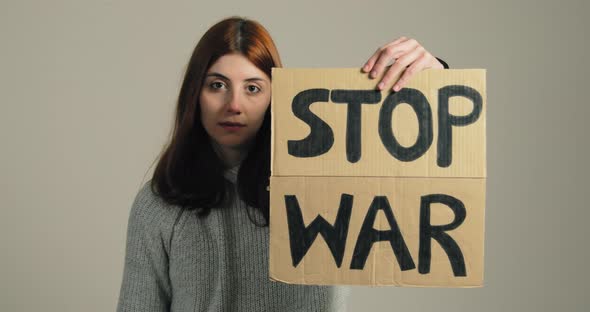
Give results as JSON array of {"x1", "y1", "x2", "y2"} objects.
[{"x1": 199, "y1": 53, "x2": 271, "y2": 154}]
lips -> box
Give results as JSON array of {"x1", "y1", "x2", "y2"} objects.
[
  {"x1": 219, "y1": 121, "x2": 246, "y2": 131},
  {"x1": 219, "y1": 121, "x2": 245, "y2": 127}
]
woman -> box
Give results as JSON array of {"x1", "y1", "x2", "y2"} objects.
[{"x1": 117, "y1": 17, "x2": 447, "y2": 312}]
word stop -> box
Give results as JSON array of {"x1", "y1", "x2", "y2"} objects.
[{"x1": 287, "y1": 86, "x2": 482, "y2": 167}]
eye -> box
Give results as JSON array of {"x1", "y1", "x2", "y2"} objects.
[
  {"x1": 209, "y1": 81, "x2": 226, "y2": 90},
  {"x1": 247, "y1": 85, "x2": 261, "y2": 93}
]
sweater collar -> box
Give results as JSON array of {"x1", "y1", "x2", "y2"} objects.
[{"x1": 223, "y1": 163, "x2": 240, "y2": 184}]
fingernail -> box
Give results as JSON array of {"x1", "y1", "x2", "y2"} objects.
[
  {"x1": 370, "y1": 71, "x2": 376, "y2": 78},
  {"x1": 393, "y1": 85, "x2": 400, "y2": 92},
  {"x1": 377, "y1": 82, "x2": 384, "y2": 90},
  {"x1": 363, "y1": 64, "x2": 369, "y2": 72}
]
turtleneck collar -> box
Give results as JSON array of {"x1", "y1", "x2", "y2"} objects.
[{"x1": 223, "y1": 163, "x2": 240, "y2": 184}]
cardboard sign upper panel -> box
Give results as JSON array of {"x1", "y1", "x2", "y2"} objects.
[{"x1": 271, "y1": 69, "x2": 486, "y2": 178}]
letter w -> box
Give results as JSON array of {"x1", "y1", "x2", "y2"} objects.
[{"x1": 284, "y1": 194, "x2": 353, "y2": 268}]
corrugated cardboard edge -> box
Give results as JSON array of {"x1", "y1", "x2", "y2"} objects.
[
  {"x1": 270, "y1": 67, "x2": 278, "y2": 177},
  {"x1": 268, "y1": 276, "x2": 483, "y2": 288}
]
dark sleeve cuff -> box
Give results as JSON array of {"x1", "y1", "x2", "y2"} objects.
[{"x1": 436, "y1": 57, "x2": 449, "y2": 69}]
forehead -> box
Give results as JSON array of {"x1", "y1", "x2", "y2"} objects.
[{"x1": 207, "y1": 53, "x2": 269, "y2": 81}]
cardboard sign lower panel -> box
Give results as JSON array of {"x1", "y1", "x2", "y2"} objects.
[{"x1": 269, "y1": 176, "x2": 485, "y2": 287}]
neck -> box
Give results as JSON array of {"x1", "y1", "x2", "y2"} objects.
[{"x1": 212, "y1": 142, "x2": 247, "y2": 168}]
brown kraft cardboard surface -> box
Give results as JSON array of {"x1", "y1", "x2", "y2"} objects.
[{"x1": 270, "y1": 68, "x2": 486, "y2": 287}]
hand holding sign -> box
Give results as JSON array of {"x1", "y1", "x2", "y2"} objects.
[{"x1": 362, "y1": 37, "x2": 445, "y2": 91}]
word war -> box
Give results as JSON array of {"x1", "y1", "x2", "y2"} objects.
[{"x1": 285, "y1": 193, "x2": 467, "y2": 277}]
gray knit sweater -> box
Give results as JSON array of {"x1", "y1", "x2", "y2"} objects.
[{"x1": 116, "y1": 166, "x2": 350, "y2": 311}]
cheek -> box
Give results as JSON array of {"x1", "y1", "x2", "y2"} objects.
[
  {"x1": 199, "y1": 94, "x2": 218, "y2": 124},
  {"x1": 249, "y1": 104, "x2": 269, "y2": 132},
  {"x1": 253, "y1": 96, "x2": 270, "y2": 122}
]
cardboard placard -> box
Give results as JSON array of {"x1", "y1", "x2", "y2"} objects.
[{"x1": 270, "y1": 69, "x2": 486, "y2": 287}]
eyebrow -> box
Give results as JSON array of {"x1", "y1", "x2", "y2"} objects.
[{"x1": 205, "y1": 72, "x2": 267, "y2": 82}]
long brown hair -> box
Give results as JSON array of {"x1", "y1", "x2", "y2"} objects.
[{"x1": 151, "y1": 17, "x2": 282, "y2": 226}]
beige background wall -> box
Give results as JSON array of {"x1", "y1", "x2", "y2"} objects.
[{"x1": 1, "y1": 0, "x2": 588, "y2": 311}]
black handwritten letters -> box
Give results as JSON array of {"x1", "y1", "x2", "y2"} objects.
[
  {"x1": 281, "y1": 81, "x2": 483, "y2": 281},
  {"x1": 287, "y1": 86, "x2": 482, "y2": 167},
  {"x1": 284, "y1": 193, "x2": 467, "y2": 277}
]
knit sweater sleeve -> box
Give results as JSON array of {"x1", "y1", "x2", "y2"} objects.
[{"x1": 116, "y1": 183, "x2": 177, "y2": 312}]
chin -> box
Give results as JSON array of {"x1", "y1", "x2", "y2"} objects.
[{"x1": 213, "y1": 136, "x2": 254, "y2": 150}]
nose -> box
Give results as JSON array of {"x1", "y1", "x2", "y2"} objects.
[{"x1": 226, "y1": 89, "x2": 242, "y2": 115}]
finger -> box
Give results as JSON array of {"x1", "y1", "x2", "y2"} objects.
[
  {"x1": 392, "y1": 52, "x2": 431, "y2": 92},
  {"x1": 431, "y1": 57, "x2": 445, "y2": 69},
  {"x1": 362, "y1": 36, "x2": 407, "y2": 73},
  {"x1": 376, "y1": 44, "x2": 424, "y2": 90},
  {"x1": 370, "y1": 38, "x2": 419, "y2": 80}
]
